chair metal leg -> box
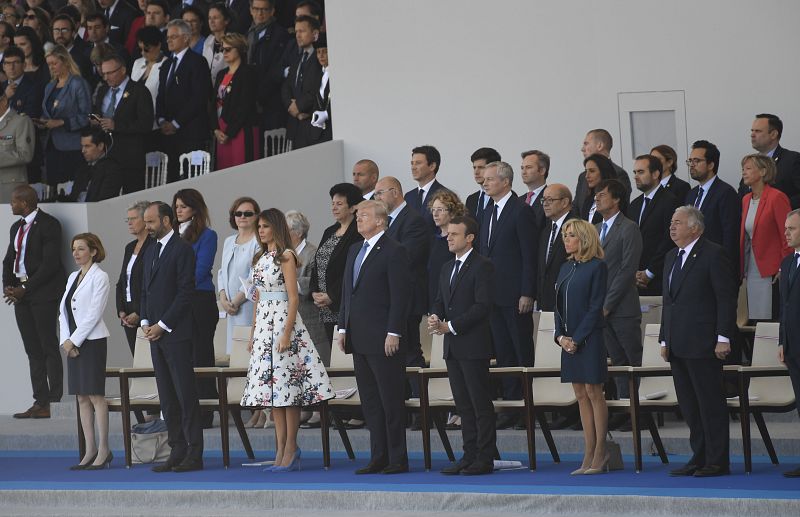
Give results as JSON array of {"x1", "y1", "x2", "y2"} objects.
[
  {"x1": 217, "y1": 377, "x2": 230, "y2": 468},
  {"x1": 645, "y1": 413, "x2": 668, "y2": 464},
  {"x1": 536, "y1": 411, "x2": 560, "y2": 463},
  {"x1": 433, "y1": 411, "x2": 455, "y2": 462},
  {"x1": 231, "y1": 409, "x2": 255, "y2": 460},
  {"x1": 753, "y1": 412, "x2": 779, "y2": 465},
  {"x1": 629, "y1": 375, "x2": 643, "y2": 472},
  {"x1": 119, "y1": 376, "x2": 133, "y2": 468},
  {"x1": 523, "y1": 376, "x2": 536, "y2": 471},
  {"x1": 739, "y1": 373, "x2": 753, "y2": 473},
  {"x1": 331, "y1": 411, "x2": 355, "y2": 460},
  {"x1": 319, "y1": 402, "x2": 331, "y2": 469}
]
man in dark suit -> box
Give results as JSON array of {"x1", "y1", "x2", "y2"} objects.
[
  {"x1": 519, "y1": 150, "x2": 549, "y2": 227},
  {"x1": 628, "y1": 154, "x2": 679, "y2": 296},
  {"x1": 574, "y1": 129, "x2": 631, "y2": 210},
  {"x1": 97, "y1": 0, "x2": 139, "y2": 47},
  {"x1": 404, "y1": 145, "x2": 452, "y2": 232},
  {"x1": 779, "y1": 209, "x2": 800, "y2": 477},
  {"x1": 247, "y1": 0, "x2": 289, "y2": 131},
  {"x1": 86, "y1": 14, "x2": 131, "y2": 66},
  {"x1": 156, "y1": 19, "x2": 211, "y2": 183},
  {"x1": 228, "y1": 0, "x2": 254, "y2": 35},
  {"x1": 140, "y1": 201, "x2": 203, "y2": 473},
  {"x1": 337, "y1": 199, "x2": 413, "y2": 474},
  {"x1": 375, "y1": 176, "x2": 430, "y2": 400},
  {"x1": 69, "y1": 127, "x2": 123, "y2": 202},
  {"x1": 2, "y1": 47, "x2": 42, "y2": 118},
  {"x1": 479, "y1": 161, "x2": 537, "y2": 429},
  {"x1": 652, "y1": 144, "x2": 691, "y2": 203},
  {"x1": 595, "y1": 180, "x2": 643, "y2": 418},
  {"x1": 305, "y1": 33, "x2": 330, "y2": 144},
  {"x1": 3, "y1": 186, "x2": 66, "y2": 419},
  {"x1": 660, "y1": 205, "x2": 736, "y2": 477},
  {"x1": 429, "y1": 215, "x2": 496, "y2": 475},
  {"x1": 94, "y1": 55, "x2": 154, "y2": 193},
  {"x1": 685, "y1": 140, "x2": 741, "y2": 266},
  {"x1": 536, "y1": 184, "x2": 572, "y2": 311},
  {"x1": 352, "y1": 158, "x2": 379, "y2": 200},
  {"x1": 280, "y1": 15, "x2": 321, "y2": 149},
  {"x1": 52, "y1": 15, "x2": 95, "y2": 89},
  {"x1": 740, "y1": 114, "x2": 800, "y2": 208},
  {"x1": 465, "y1": 147, "x2": 501, "y2": 236}
]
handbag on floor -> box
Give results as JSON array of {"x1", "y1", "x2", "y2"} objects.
[
  {"x1": 131, "y1": 419, "x2": 171, "y2": 464},
  {"x1": 607, "y1": 432, "x2": 624, "y2": 471}
]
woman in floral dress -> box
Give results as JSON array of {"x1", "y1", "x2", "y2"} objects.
[{"x1": 241, "y1": 208, "x2": 334, "y2": 471}]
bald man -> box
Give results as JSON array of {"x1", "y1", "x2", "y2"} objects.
[
  {"x1": 353, "y1": 159, "x2": 379, "y2": 200},
  {"x1": 536, "y1": 184, "x2": 574, "y2": 311}
]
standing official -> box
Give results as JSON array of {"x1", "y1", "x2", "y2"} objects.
[
  {"x1": 536, "y1": 184, "x2": 572, "y2": 311},
  {"x1": 779, "y1": 209, "x2": 800, "y2": 477}
]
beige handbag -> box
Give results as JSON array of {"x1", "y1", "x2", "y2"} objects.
[
  {"x1": 131, "y1": 431, "x2": 171, "y2": 464},
  {"x1": 607, "y1": 432, "x2": 624, "y2": 471}
]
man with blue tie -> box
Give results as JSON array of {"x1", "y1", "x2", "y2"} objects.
[
  {"x1": 404, "y1": 145, "x2": 452, "y2": 232},
  {"x1": 779, "y1": 209, "x2": 800, "y2": 477},
  {"x1": 660, "y1": 206, "x2": 736, "y2": 477},
  {"x1": 465, "y1": 147, "x2": 501, "y2": 248},
  {"x1": 337, "y1": 200, "x2": 413, "y2": 474}
]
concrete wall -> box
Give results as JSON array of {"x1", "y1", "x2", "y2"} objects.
[{"x1": 0, "y1": 141, "x2": 344, "y2": 413}]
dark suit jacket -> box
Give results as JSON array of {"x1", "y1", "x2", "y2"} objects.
[
  {"x1": 403, "y1": 179, "x2": 450, "y2": 232},
  {"x1": 738, "y1": 145, "x2": 800, "y2": 209},
  {"x1": 2, "y1": 209, "x2": 66, "y2": 303},
  {"x1": 430, "y1": 250, "x2": 494, "y2": 360},
  {"x1": 779, "y1": 252, "x2": 800, "y2": 357},
  {"x1": 212, "y1": 64, "x2": 258, "y2": 138},
  {"x1": 116, "y1": 236, "x2": 155, "y2": 315},
  {"x1": 140, "y1": 232, "x2": 196, "y2": 342},
  {"x1": 248, "y1": 19, "x2": 290, "y2": 129},
  {"x1": 71, "y1": 156, "x2": 123, "y2": 201},
  {"x1": 536, "y1": 214, "x2": 570, "y2": 311},
  {"x1": 686, "y1": 176, "x2": 741, "y2": 266},
  {"x1": 627, "y1": 186, "x2": 679, "y2": 295},
  {"x1": 93, "y1": 78, "x2": 154, "y2": 173},
  {"x1": 3, "y1": 75, "x2": 43, "y2": 118},
  {"x1": 338, "y1": 233, "x2": 412, "y2": 355},
  {"x1": 227, "y1": 0, "x2": 253, "y2": 35},
  {"x1": 386, "y1": 204, "x2": 430, "y2": 315},
  {"x1": 521, "y1": 188, "x2": 547, "y2": 232},
  {"x1": 107, "y1": 0, "x2": 139, "y2": 48},
  {"x1": 478, "y1": 192, "x2": 537, "y2": 306},
  {"x1": 579, "y1": 194, "x2": 603, "y2": 225},
  {"x1": 554, "y1": 258, "x2": 607, "y2": 347},
  {"x1": 663, "y1": 174, "x2": 691, "y2": 204},
  {"x1": 280, "y1": 49, "x2": 321, "y2": 145},
  {"x1": 156, "y1": 49, "x2": 211, "y2": 144},
  {"x1": 596, "y1": 213, "x2": 642, "y2": 317},
  {"x1": 465, "y1": 189, "x2": 492, "y2": 249},
  {"x1": 309, "y1": 220, "x2": 364, "y2": 312},
  {"x1": 659, "y1": 237, "x2": 737, "y2": 359},
  {"x1": 69, "y1": 39, "x2": 96, "y2": 90}
]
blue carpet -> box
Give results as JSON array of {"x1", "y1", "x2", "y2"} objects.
[{"x1": 1, "y1": 451, "x2": 798, "y2": 499}]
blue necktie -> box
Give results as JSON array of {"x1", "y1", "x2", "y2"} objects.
[
  {"x1": 450, "y1": 259, "x2": 461, "y2": 291},
  {"x1": 694, "y1": 187, "x2": 704, "y2": 208},
  {"x1": 353, "y1": 241, "x2": 369, "y2": 287},
  {"x1": 600, "y1": 222, "x2": 608, "y2": 244}
]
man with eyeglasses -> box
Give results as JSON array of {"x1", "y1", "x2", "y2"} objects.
[
  {"x1": 685, "y1": 139, "x2": 741, "y2": 267},
  {"x1": 91, "y1": 55, "x2": 154, "y2": 193},
  {"x1": 0, "y1": 21, "x2": 13, "y2": 82},
  {"x1": 246, "y1": 0, "x2": 288, "y2": 131},
  {"x1": 2, "y1": 46, "x2": 39, "y2": 118},
  {"x1": 0, "y1": 85, "x2": 34, "y2": 202},
  {"x1": 51, "y1": 15, "x2": 94, "y2": 88},
  {"x1": 536, "y1": 183, "x2": 573, "y2": 312}
]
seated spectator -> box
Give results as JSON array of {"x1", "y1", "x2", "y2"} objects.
[
  {"x1": 212, "y1": 32, "x2": 259, "y2": 169},
  {"x1": 2, "y1": 46, "x2": 41, "y2": 117},
  {"x1": 66, "y1": 0, "x2": 95, "y2": 41},
  {"x1": 426, "y1": 189, "x2": 465, "y2": 311},
  {"x1": 2, "y1": 5, "x2": 24, "y2": 31},
  {"x1": 68, "y1": 126, "x2": 122, "y2": 202},
  {"x1": 88, "y1": 41, "x2": 116, "y2": 93},
  {"x1": 0, "y1": 21, "x2": 14, "y2": 79},
  {"x1": 181, "y1": 6, "x2": 206, "y2": 55},
  {"x1": 38, "y1": 44, "x2": 90, "y2": 197},
  {"x1": 580, "y1": 153, "x2": 617, "y2": 224},
  {"x1": 202, "y1": 3, "x2": 231, "y2": 84},
  {"x1": 22, "y1": 7, "x2": 51, "y2": 45},
  {"x1": 0, "y1": 90, "x2": 35, "y2": 202},
  {"x1": 25, "y1": 0, "x2": 53, "y2": 16},
  {"x1": 14, "y1": 27, "x2": 50, "y2": 88}
]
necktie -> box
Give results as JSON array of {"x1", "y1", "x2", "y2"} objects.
[
  {"x1": 600, "y1": 222, "x2": 608, "y2": 245},
  {"x1": 488, "y1": 204, "x2": 499, "y2": 245},
  {"x1": 525, "y1": 191, "x2": 534, "y2": 205},
  {"x1": 166, "y1": 56, "x2": 177, "y2": 85},
  {"x1": 417, "y1": 188, "x2": 424, "y2": 210},
  {"x1": 477, "y1": 191, "x2": 485, "y2": 216},
  {"x1": 353, "y1": 241, "x2": 369, "y2": 287},
  {"x1": 669, "y1": 249, "x2": 686, "y2": 294},
  {"x1": 694, "y1": 187, "x2": 704, "y2": 208},
  {"x1": 152, "y1": 241, "x2": 163, "y2": 268},
  {"x1": 387, "y1": 215, "x2": 393, "y2": 227},
  {"x1": 546, "y1": 222, "x2": 558, "y2": 262},
  {"x1": 13, "y1": 219, "x2": 26, "y2": 273},
  {"x1": 639, "y1": 196, "x2": 651, "y2": 225},
  {"x1": 105, "y1": 7, "x2": 110, "y2": 18},
  {"x1": 105, "y1": 87, "x2": 119, "y2": 118},
  {"x1": 295, "y1": 51, "x2": 308, "y2": 88},
  {"x1": 790, "y1": 253, "x2": 800, "y2": 284},
  {"x1": 450, "y1": 259, "x2": 461, "y2": 290}
]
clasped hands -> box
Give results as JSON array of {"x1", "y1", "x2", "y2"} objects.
[
  {"x1": 3, "y1": 286, "x2": 24, "y2": 305},
  {"x1": 62, "y1": 339, "x2": 80, "y2": 358},
  {"x1": 558, "y1": 335, "x2": 578, "y2": 355},
  {"x1": 426, "y1": 314, "x2": 450, "y2": 336},
  {"x1": 141, "y1": 324, "x2": 165, "y2": 342}
]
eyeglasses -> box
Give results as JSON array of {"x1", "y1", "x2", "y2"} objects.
[
  {"x1": 166, "y1": 34, "x2": 184, "y2": 41},
  {"x1": 221, "y1": 46, "x2": 234, "y2": 53},
  {"x1": 52, "y1": 28, "x2": 72, "y2": 34},
  {"x1": 541, "y1": 197, "x2": 565, "y2": 205},
  {"x1": 373, "y1": 188, "x2": 395, "y2": 197},
  {"x1": 234, "y1": 211, "x2": 255, "y2": 218},
  {"x1": 251, "y1": 6, "x2": 272, "y2": 13},
  {"x1": 686, "y1": 158, "x2": 707, "y2": 166},
  {"x1": 101, "y1": 67, "x2": 122, "y2": 76},
  {"x1": 429, "y1": 207, "x2": 449, "y2": 214}
]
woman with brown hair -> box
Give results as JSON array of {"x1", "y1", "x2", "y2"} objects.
[
  {"x1": 173, "y1": 189, "x2": 219, "y2": 428},
  {"x1": 241, "y1": 208, "x2": 333, "y2": 472},
  {"x1": 426, "y1": 189, "x2": 466, "y2": 308}
]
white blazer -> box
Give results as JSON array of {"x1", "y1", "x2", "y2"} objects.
[{"x1": 59, "y1": 263, "x2": 111, "y2": 347}]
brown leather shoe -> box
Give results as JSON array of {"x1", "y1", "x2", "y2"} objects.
[{"x1": 13, "y1": 404, "x2": 49, "y2": 419}]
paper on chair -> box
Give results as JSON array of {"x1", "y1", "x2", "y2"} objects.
[
  {"x1": 334, "y1": 388, "x2": 358, "y2": 399},
  {"x1": 641, "y1": 391, "x2": 667, "y2": 400}
]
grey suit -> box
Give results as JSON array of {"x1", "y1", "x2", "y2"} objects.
[
  {"x1": 0, "y1": 110, "x2": 34, "y2": 202},
  {"x1": 296, "y1": 241, "x2": 329, "y2": 365},
  {"x1": 596, "y1": 212, "x2": 642, "y2": 398}
]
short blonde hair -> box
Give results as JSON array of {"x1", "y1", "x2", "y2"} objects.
[
  {"x1": 561, "y1": 218, "x2": 604, "y2": 262},
  {"x1": 357, "y1": 199, "x2": 388, "y2": 227},
  {"x1": 221, "y1": 32, "x2": 248, "y2": 59},
  {"x1": 741, "y1": 153, "x2": 777, "y2": 185}
]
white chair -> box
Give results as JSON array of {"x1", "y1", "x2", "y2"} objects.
[
  {"x1": 322, "y1": 328, "x2": 360, "y2": 465},
  {"x1": 178, "y1": 150, "x2": 211, "y2": 179},
  {"x1": 144, "y1": 151, "x2": 168, "y2": 189},
  {"x1": 639, "y1": 295, "x2": 662, "y2": 343},
  {"x1": 218, "y1": 325, "x2": 257, "y2": 466},
  {"x1": 213, "y1": 310, "x2": 229, "y2": 367},
  {"x1": 264, "y1": 128, "x2": 292, "y2": 157}
]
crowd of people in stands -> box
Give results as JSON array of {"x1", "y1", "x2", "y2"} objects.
[
  {"x1": 4, "y1": 110, "x2": 800, "y2": 478},
  {"x1": 0, "y1": 0, "x2": 331, "y2": 201}
]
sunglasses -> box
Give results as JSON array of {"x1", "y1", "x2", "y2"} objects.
[
  {"x1": 234, "y1": 211, "x2": 255, "y2": 218},
  {"x1": 221, "y1": 46, "x2": 235, "y2": 53}
]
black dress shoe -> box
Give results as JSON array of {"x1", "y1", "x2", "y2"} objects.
[
  {"x1": 783, "y1": 466, "x2": 800, "y2": 478},
  {"x1": 151, "y1": 459, "x2": 182, "y2": 473},
  {"x1": 381, "y1": 463, "x2": 409, "y2": 474},
  {"x1": 355, "y1": 461, "x2": 388, "y2": 474},
  {"x1": 461, "y1": 461, "x2": 493, "y2": 476},
  {"x1": 440, "y1": 458, "x2": 473, "y2": 475},
  {"x1": 669, "y1": 463, "x2": 698, "y2": 476},
  {"x1": 172, "y1": 458, "x2": 204, "y2": 472},
  {"x1": 693, "y1": 465, "x2": 729, "y2": 477}
]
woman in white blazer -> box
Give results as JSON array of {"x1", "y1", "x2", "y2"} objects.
[{"x1": 59, "y1": 233, "x2": 112, "y2": 471}]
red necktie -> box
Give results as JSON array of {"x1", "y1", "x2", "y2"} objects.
[
  {"x1": 525, "y1": 191, "x2": 534, "y2": 205},
  {"x1": 14, "y1": 220, "x2": 26, "y2": 274}
]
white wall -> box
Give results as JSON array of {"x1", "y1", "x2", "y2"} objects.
[
  {"x1": 328, "y1": 0, "x2": 800, "y2": 197},
  {"x1": 0, "y1": 141, "x2": 343, "y2": 413}
]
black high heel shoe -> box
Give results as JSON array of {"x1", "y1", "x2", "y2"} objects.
[
  {"x1": 84, "y1": 452, "x2": 113, "y2": 470},
  {"x1": 69, "y1": 453, "x2": 98, "y2": 471}
]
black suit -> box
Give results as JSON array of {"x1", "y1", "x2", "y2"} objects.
[
  {"x1": 106, "y1": 0, "x2": 139, "y2": 48},
  {"x1": 247, "y1": 19, "x2": 290, "y2": 130},
  {"x1": 156, "y1": 49, "x2": 211, "y2": 182},
  {"x1": 430, "y1": 250, "x2": 496, "y2": 465},
  {"x1": 479, "y1": 192, "x2": 537, "y2": 398},
  {"x1": 627, "y1": 186, "x2": 679, "y2": 295},
  {"x1": 212, "y1": 64, "x2": 259, "y2": 162},
  {"x1": 93, "y1": 78, "x2": 153, "y2": 192},
  {"x1": 536, "y1": 214, "x2": 571, "y2": 311},
  {"x1": 2, "y1": 210, "x2": 67, "y2": 407},
  {"x1": 660, "y1": 237, "x2": 736, "y2": 469},
  {"x1": 338, "y1": 233, "x2": 413, "y2": 467},
  {"x1": 3, "y1": 75, "x2": 43, "y2": 118},
  {"x1": 69, "y1": 39, "x2": 96, "y2": 90},
  {"x1": 280, "y1": 48, "x2": 321, "y2": 148},
  {"x1": 116, "y1": 236, "x2": 154, "y2": 354},
  {"x1": 779, "y1": 252, "x2": 800, "y2": 414},
  {"x1": 738, "y1": 145, "x2": 800, "y2": 209},
  {"x1": 686, "y1": 176, "x2": 741, "y2": 268},
  {"x1": 227, "y1": 0, "x2": 253, "y2": 35},
  {"x1": 403, "y1": 179, "x2": 451, "y2": 233},
  {"x1": 663, "y1": 174, "x2": 691, "y2": 204},
  {"x1": 71, "y1": 155, "x2": 123, "y2": 202},
  {"x1": 140, "y1": 232, "x2": 202, "y2": 463}
]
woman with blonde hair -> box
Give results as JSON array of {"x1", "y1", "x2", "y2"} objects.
[{"x1": 554, "y1": 218, "x2": 609, "y2": 475}]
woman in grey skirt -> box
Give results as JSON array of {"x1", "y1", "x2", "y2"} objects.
[{"x1": 59, "y1": 233, "x2": 112, "y2": 470}]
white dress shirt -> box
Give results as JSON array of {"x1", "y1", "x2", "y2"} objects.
[{"x1": 14, "y1": 209, "x2": 39, "y2": 278}]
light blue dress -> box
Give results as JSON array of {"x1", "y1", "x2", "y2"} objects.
[{"x1": 217, "y1": 234, "x2": 259, "y2": 353}]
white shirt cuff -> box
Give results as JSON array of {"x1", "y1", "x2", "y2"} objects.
[
  {"x1": 388, "y1": 332, "x2": 401, "y2": 337},
  {"x1": 660, "y1": 341, "x2": 666, "y2": 348},
  {"x1": 717, "y1": 335, "x2": 729, "y2": 343},
  {"x1": 645, "y1": 269, "x2": 655, "y2": 279},
  {"x1": 338, "y1": 329, "x2": 346, "y2": 334},
  {"x1": 140, "y1": 319, "x2": 149, "y2": 327},
  {"x1": 447, "y1": 321, "x2": 457, "y2": 335},
  {"x1": 158, "y1": 320, "x2": 172, "y2": 333}
]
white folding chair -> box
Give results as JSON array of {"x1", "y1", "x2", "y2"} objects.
[
  {"x1": 264, "y1": 128, "x2": 292, "y2": 157},
  {"x1": 178, "y1": 150, "x2": 211, "y2": 179},
  {"x1": 144, "y1": 151, "x2": 168, "y2": 189}
]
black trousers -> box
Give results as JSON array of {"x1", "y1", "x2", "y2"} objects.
[
  {"x1": 785, "y1": 353, "x2": 800, "y2": 416},
  {"x1": 191, "y1": 290, "x2": 218, "y2": 402},
  {"x1": 604, "y1": 314, "x2": 642, "y2": 399},
  {"x1": 446, "y1": 358, "x2": 496, "y2": 464},
  {"x1": 670, "y1": 355, "x2": 729, "y2": 468},
  {"x1": 405, "y1": 313, "x2": 427, "y2": 397},
  {"x1": 15, "y1": 299, "x2": 62, "y2": 406},
  {"x1": 353, "y1": 351, "x2": 408, "y2": 466},
  {"x1": 489, "y1": 306, "x2": 534, "y2": 400},
  {"x1": 150, "y1": 335, "x2": 203, "y2": 461},
  {"x1": 122, "y1": 300, "x2": 139, "y2": 356}
]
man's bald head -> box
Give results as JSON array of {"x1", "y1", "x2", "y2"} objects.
[
  {"x1": 543, "y1": 183, "x2": 572, "y2": 220},
  {"x1": 374, "y1": 176, "x2": 404, "y2": 212},
  {"x1": 12, "y1": 185, "x2": 38, "y2": 210}
]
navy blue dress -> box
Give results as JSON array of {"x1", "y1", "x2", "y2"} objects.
[{"x1": 554, "y1": 257, "x2": 608, "y2": 384}]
